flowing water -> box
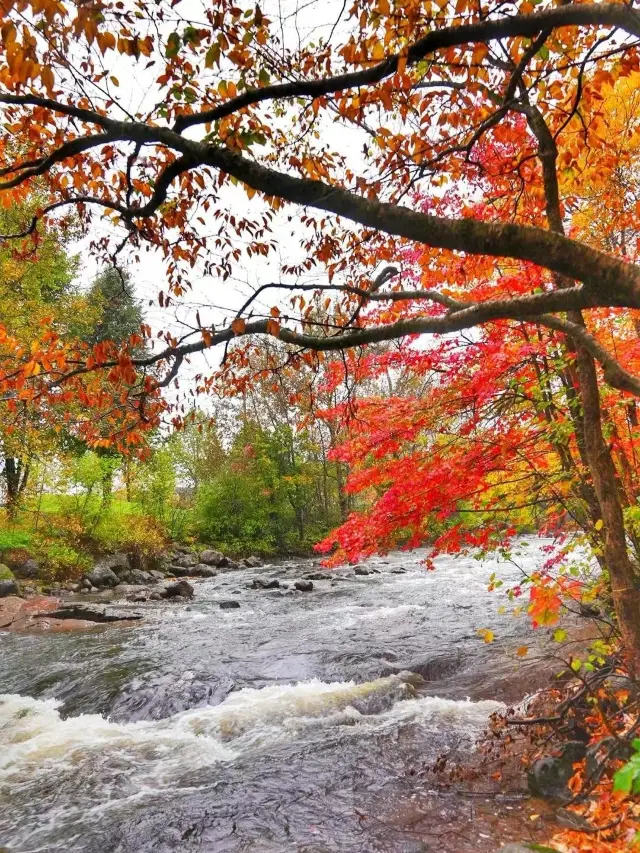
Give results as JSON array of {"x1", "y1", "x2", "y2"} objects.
[{"x1": 0, "y1": 539, "x2": 561, "y2": 853}]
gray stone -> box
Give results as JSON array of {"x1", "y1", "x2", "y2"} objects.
[
  {"x1": 149, "y1": 591, "x2": 163, "y2": 601},
  {"x1": 173, "y1": 553, "x2": 199, "y2": 569},
  {"x1": 0, "y1": 579, "x2": 19, "y2": 597},
  {"x1": 252, "y1": 578, "x2": 279, "y2": 590},
  {"x1": 161, "y1": 580, "x2": 194, "y2": 600},
  {"x1": 89, "y1": 586, "x2": 99, "y2": 594},
  {"x1": 199, "y1": 549, "x2": 225, "y2": 567},
  {"x1": 192, "y1": 564, "x2": 217, "y2": 578},
  {"x1": 528, "y1": 741, "x2": 587, "y2": 802},
  {"x1": 244, "y1": 555, "x2": 263, "y2": 568},
  {"x1": 149, "y1": 570, "x2": 166, "y2": 581},
  {"x1": 354, "y1": 567, "x2": 371, "y2": 576},
  {"x1": 129, "y1": 568, "x2": 156, "y2": 585},
  {"x1": 294, "y1": 580, "x2": 314, "y2": 592},
  {"x1": 305, "y1": 571, "x2": 331, "y2": 581},
  {"x1": 167, "y1": 564, "x2": 193, "y2": 577},
  {"x1": 85, "y1": 565, "x2": 119, "y2": 588},
  {"x1": 97, "y1": 554, "x2": 131, "y2": 574},
  {"x1": 219, "y1": 600, "x2": 240, "y2": 609},
  {"x1": 12, "y1": 558, "x2": 39, "y2": 579}
]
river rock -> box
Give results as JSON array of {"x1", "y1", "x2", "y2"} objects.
[
  {"x1": 294, "y1": 580, "x2": 314, "y2": 592},
  {"x1": 85, "y1": 564, "x2": 119, "y2": 588},
  {"x1": 36, "y1": 605, "x2": 143, "y2": 624},
  {"x1": 305, "y1": 571, "x2": 331, "y2": 581},
  {"x1": 243, "y1": 555, "x2": 263, "y2": 568},
  {"x1": 173, "y1": 553, "x2": 199, "y2": 569},
  {"x1": 167, "y1": 564, "x2": 193, "y2": 577},
  {"x1": 11, "y1": 558, "x2": 40, "y2": 580},
  {"x1": 129, "y1": 568, "x2": 157, "y2": 585},
  {"x1": 161, "y1": 580, "x2": 194, "y2": 600},
  {"x1": 192, "y1": 564, "x2": 217, "y2": 578},
  {"x1": 0, "y1": 595, "x2": 26, "y2": 627},
  {"x1": 528, "y1": 740, "x2": 587, "y2": 802},
  {"x1": 199, "y1": 549, "x2": 225, "y2": 566},
  {"x1": 149, "y1": 591, "x2": 163, "y2": 601},
  {"x1": 99, "y1": 553, "x2": 131, "y2": 573},
  {"x1": 149, "y1": 569, "x2": 166, "y2": 581},
  {"x1": 354, "y1": 567, "x2": 371, "y2": 576},
  {"x1": 219, "y1": 600, "x2": 240, "y2": 609},
  {"x1": 251, "y1": 578, "x2": 279, "y2": 590},
  {"x1": 0, "y1": 579, "x2": 19, "y2": 598}
]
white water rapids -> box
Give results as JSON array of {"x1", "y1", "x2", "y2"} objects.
[{"x1": 0, "y1": 538, "x2": 563, "y2": 853}]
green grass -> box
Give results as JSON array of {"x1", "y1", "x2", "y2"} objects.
[{"x1": 0, "y1": 530, "x2": 33, "y2": 551}]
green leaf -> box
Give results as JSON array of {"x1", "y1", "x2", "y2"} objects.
[
  {"x1": 613, "y1": 763, "x2": 636, "y2": 794},
  {"x1": 537, "y1": 44, "x2": 549, "y2": 60},
  {"x1": 553, "y1": 628, "x2": 567, "y2": 642},
  {"x1": 166, "y1": 32, "x2": 181, "y2": 59}
]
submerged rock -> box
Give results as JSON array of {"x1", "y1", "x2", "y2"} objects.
[
  {"x1": 294, "y1": 580, "x2": 314, "y2": 592},
  {"x1": 304, "y1": 571, "x2": 331, "y2": 581},
  {"x1": 33, "y1": 605, "x2": 143, "y2": 624},
  {"x1": 354, "y1": 567, "x2": 371, "y2": 576},
  {"x1": 219, "y1": 600, "x2": 240, "y2": 609}
]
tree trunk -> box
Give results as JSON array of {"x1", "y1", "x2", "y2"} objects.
[
  {"x1": 4, "y1": 456, "x2": 29, "y2": 519},
  {"x1": 575, "y1": 347, "x2": 640, "y2": 667}
]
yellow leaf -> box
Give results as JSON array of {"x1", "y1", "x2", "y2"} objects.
[
  {"x1": 478, "y1": 628, "x2": 494, "y2": 644},
  {"x1": 371, "y1": 41, "x2": 385, "y2": 62},
  {"x1": 595, "y1": 519, "x2": 604, "y2": 530}
]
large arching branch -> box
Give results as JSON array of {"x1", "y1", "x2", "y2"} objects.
[{"x1": 173, "y1": 3, "x2": 640, "y2": 131}]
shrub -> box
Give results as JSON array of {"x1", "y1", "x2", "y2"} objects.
[
  {"x1": 93, "y1": 512, "x2": 167, "y2": 559},
  {"x1": 34, "y1": 541, "x2": 91, "y2": 582}
]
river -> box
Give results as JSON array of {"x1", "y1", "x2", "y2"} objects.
[{"x1": 0, "y1": 538, "x2": 561, "y2": 853}]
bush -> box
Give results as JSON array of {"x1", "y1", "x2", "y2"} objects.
[
  {"x1": 93, "y1": 512, "x2": 167, "y2": 559},
  {"x1": 34, "y1": 541, "x2": 91, "y2": 582}
]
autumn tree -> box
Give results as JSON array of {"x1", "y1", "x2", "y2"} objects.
[{"x1": 2, "y1": 0, "x2": 640, "y2": 659}]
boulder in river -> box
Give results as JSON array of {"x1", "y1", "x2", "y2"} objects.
[
  {"x1": 129, "y1": 568, "x2": 157, "y2": 585},
  {"x1": 161, "y1": 580, "x2": 194, "y2": 600},
  {"x1": 192, "y1": 564, "x2": 217, "y2": 578},
  {"x1": 305, "y1": 571, "x2": 331, "y2": 581},
  {"x1": 243, "y1": 555, "x2": 263, "y2": 568},
  {"x1": 251, "y1": 578, "x2": 279, "y2": 590},
  {"x1": 354, "y1": 567, "x2": 371, "y2": 576},
  {"x1": 528, "y1": 740, "x2": 587, "y2": 802},
  {"x1": 294, "y1": 580, "x2": 314, "y2": 592},
  {"x1": 219, "y1": 600, "x2": 240, "y2": 609},
  {"x1": 85, "y1": 564, "x2": 119, "y2": 588},
  {"x1": 167, "y1": 564, "x2": 193, "y2": 577},
  {"x1": 199, "y1": 549, "x2": 225, "y2": 566},
  {"x1": 0, "y1": 578, "x2": 20, "y2": 598}
]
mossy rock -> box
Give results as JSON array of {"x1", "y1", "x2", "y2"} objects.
[{"x1": 0, "y1": 563, "x2": 15, "y2": 581}]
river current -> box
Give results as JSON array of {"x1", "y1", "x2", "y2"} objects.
[{"x1": 0, "y1": 538, "x2": 561, "y2": 853}]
